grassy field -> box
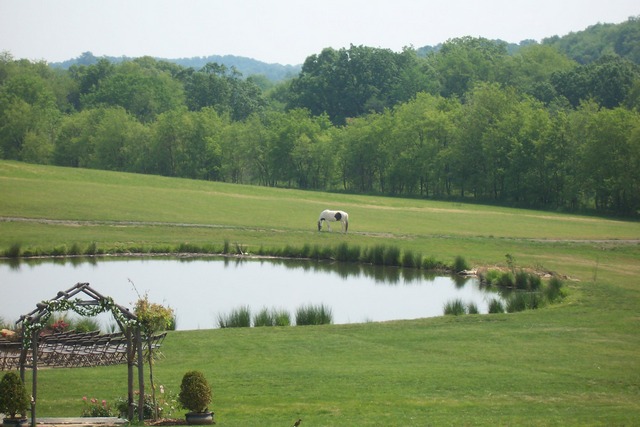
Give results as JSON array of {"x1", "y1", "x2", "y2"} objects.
[{"x1": 1, "y1": 160, "x2": 640, "y2": 426}]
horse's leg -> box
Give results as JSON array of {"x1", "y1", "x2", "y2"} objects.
[{"x1": 327, "y1": 222, "x2": 332, "y2": 232}]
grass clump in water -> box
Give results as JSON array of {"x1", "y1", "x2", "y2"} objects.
[
  {"x1": 443, "y1": 299, "x2": 467, "y2": 316},
  {"x1": 453, "y1": 255, "x2": 469, "y2": 272},
  {"x1": 218, "y1": 306, "x2": 251, "y2": 328},
  {"x1": 488, "y1": 298, "x2": 505, "y2": 313},
  {"x1": 254, "y1": 308, "x2": 291, "y2": 327},
  {"x1": 295, "y1": 304, "x2": 333, "y2": 326}
]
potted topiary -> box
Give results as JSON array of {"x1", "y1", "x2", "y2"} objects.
[
  {"x1": 0, "y1": 372, "x2": 30, "y2": 427},
  {"x1": 178, "y1": 371, "x2": 214, "y2": 425}
]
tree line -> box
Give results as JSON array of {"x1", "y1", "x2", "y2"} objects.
[{"x1": 1, "y1": 18, "x2": 639, "y2": 215}]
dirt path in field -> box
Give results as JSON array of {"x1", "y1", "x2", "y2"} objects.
[{"x1": 1, "y1": 216, "x2": 639, "y2": 245}]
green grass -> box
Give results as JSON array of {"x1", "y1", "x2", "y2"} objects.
[{"x1": 2, "y1": 160, "x2": 640, "y2": 426}]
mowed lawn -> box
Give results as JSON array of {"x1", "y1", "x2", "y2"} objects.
[{"x1": 1, "y1": 160, "x2": 639, "y2": 426}]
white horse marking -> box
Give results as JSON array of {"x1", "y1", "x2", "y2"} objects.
[{"x1": 317, "y1": 209, "x2": 349, "y2": 233}]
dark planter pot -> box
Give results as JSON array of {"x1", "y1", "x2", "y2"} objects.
[
  {"x1": 185, "y1": 411, "x2": 214, "y2": 425},
  {"x1": 2, "y1": 418, "x2": 28, "y2": 427}
]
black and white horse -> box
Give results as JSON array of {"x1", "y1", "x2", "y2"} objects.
[{"x1": 317, "y1": 209, "x2": 349, "y2": 233}]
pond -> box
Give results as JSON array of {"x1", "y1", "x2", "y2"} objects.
[{"x1": 0, "y1": 257, "x2": 500, "y2": 330}]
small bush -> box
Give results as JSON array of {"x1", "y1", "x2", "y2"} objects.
[
  {"x1": 295, "y1": 304, "x2": 332, "y2": 325},
  {"x1": 488, "y1": 298, "x2": 505, "y2": 313},
  {"x1": 443, "y1": 299, "x2": 466, "y2": 316},
  {"x1": 218, "y1": 306, "x2": 251, "y2": 328},
  {"x1": 178, "y1": 371, "x2": 212, "y2": 413}
]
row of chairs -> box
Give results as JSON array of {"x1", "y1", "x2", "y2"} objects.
[{"x1": 0, "y1": 331, "x2": 167, "y2": 370}]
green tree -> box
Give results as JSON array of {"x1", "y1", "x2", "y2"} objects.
[
  {"x1": 82, "y1": 61, "x2": 185, "y2": 122},
  {"x1": 289, "y1": 45, "x2": 405, "y2": 124},
  {"x1": 430, "y1": 37, "x2": 509, "y2": 98}
]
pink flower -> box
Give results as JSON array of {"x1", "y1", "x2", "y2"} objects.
[
  {"x1": 102, "y1": 400, "x2": 107, "y2": 407},
  {"x1": 91, "y1": 398, "x2": 97, "y2": 404},
  {"x1": 82, "y1": 396, "x2": 87, "y2": 402}
]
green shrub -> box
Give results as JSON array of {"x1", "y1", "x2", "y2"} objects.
[
  {"x1": 0, "y1": 372, "x2": 30, "y2": 418},
  {"x1": 178, "y1": 371, "x2": 212, "y2": 413},
  {"x1": 443, "y1": 299, "x2": 466, "y2": 316},
  {"x1": 467, "y1": 303, "x2": 479, "y2": 314},
  {"x1": 295, "y1": 304, "x2": 333, "y2": 326}
]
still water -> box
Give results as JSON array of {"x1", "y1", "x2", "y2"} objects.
[{"x1": 0, "y1": 257, "x2": 498, "y2": 330}]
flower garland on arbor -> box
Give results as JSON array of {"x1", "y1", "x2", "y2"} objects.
[{"x1": 21, "y1": 296, "x2": 139, "y2": 347}]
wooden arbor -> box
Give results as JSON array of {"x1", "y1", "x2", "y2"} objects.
[{"x1": 16, "y1": 283, "x2": 145, "y2": 426}]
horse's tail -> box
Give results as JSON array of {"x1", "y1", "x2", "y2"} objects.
[{"x1": 344, "y1": 214, "x2": 349, "y2": 233}]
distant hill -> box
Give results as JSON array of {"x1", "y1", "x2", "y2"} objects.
[{"x1": 50, "y1": 51, "x2": 302, "y2": 82}]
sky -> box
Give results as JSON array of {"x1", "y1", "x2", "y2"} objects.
[{"x1": 1, "y1": 0, "x2": 638, "y2": 65}]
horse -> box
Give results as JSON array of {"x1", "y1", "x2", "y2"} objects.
[{"x1": 317, "y1": 209, "x2": 349, "y2": 233}]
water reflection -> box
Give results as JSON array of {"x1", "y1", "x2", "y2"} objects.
[{"x1": 0, "y1": 257, "x2": 499, "y2": 330}]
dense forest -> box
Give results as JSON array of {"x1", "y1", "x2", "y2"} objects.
[{"x1": 1, "y1": 17, "x2": 639, "y2": 215}]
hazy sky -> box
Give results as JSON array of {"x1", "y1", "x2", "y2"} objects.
[{"x1": 1, "y1": 0, "x2": 638, "y2": 65}]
